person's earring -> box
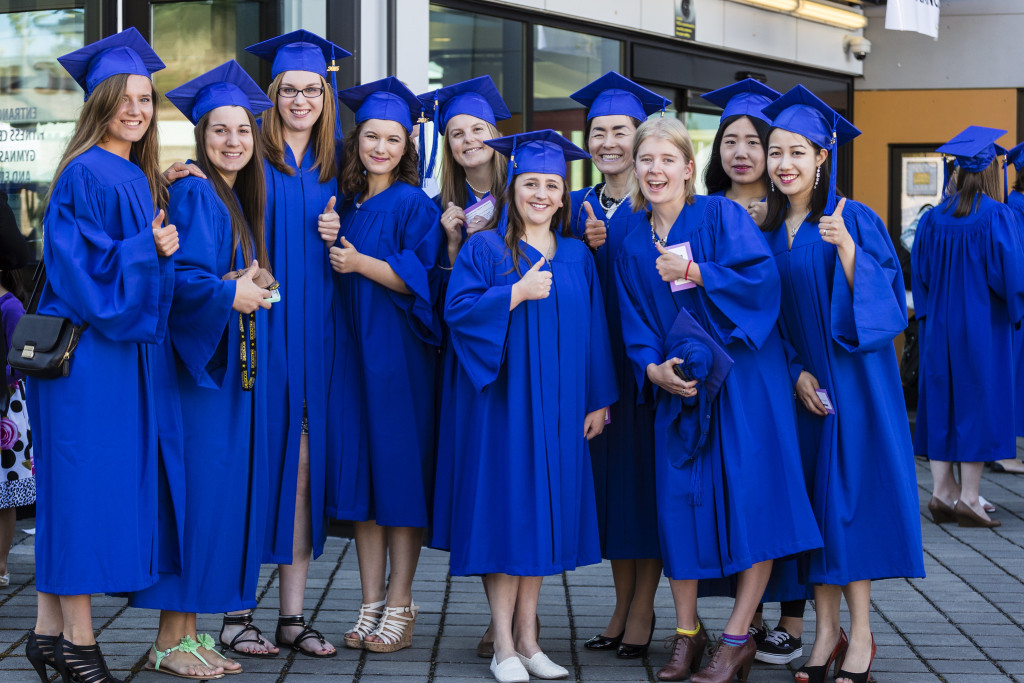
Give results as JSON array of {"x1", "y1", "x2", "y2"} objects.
[
  {"x1": 770, "y1": 177, "x2": 775, "y2": 193},
  {"x1": 814, "y1": 165, "x2": 821, "y2": 189}
]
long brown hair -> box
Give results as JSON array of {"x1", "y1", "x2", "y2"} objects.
[
  {"x1": 49, "y1": 73, "x2": 167, "y2": 210},
  {"x1": 260, "y1": 72, "x2": 338, "y2": 183},
  {"x1": 947, "y1": 159, "x2": 1003, "y2": 218},
  {"x1": 629, "y1": 117, "x2": 697, "y2": 212},
  {"x1": 193, "y1": 109, "x2": 271, "y2": 271},
  {"x1": 487, "y1": 175, "x2": 572, "y2": 276},
  {"x1": 439, "y1": 120, "x2": 507, "y2": 208},
  {"x1": 339, "y1": 120, "x2": 419, "y2": 197}
]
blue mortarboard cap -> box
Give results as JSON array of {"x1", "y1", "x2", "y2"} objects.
[
  {"x1": 166, "y1": 60, "x2": 273, "y2": 126},
  {"x1": 700, "y1": 78, "x2": 781, "y2": 125},
  {"x1": 245, "y1": 29, "x2": 351, "y2": 79},
  {"x1": 339, "y1": 77, "x2": 424, "y2": 134},
  {"x1": 485, "y1": 129, "x2": 589, "y2": 183},
  {"x1": 57, "y1": 27, "x2": 164, "y2": 100},
  {"x1": 762, "y1": 85, "x2": 861, "y2": 214},
  {"x1": 417, "y1": 76, "x2": 511, "y2": 180},
  {"x1": 570, "y1": 71, "x2": 670, "y2": 122},
  {"x1": 1007, "y1": 141, "x2": 1024, "y2": 173},
  {"x1": 937, "y1": 126, "x2": 1007, "y2": 173}
]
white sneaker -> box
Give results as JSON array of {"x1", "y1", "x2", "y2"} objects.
[
  {"x1": 516, "y1": 651, "x2": 569, "y2": 679},
  {"x1": 490, "y1": 654, "x2": 529, "y2": 683}
]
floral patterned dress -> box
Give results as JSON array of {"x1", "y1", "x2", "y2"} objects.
[{"x1": 1, "y1": 291, "x2": 34, "y2": 510}]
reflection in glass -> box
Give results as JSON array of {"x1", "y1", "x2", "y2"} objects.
[
  {"x1": 0, "y1": 6, "x2": 86, "y2": 257},
  {"x1": 683, "y1": 111, "x2": 719, "y2": 197},
  {"x1": 533, "y1": 25, "x2": 620, "y2": 191},
  {"x1": 151, "y1": 1, "x2": 262, "y2": 166}
]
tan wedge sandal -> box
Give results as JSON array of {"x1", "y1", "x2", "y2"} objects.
[
  {"x1": 344, "y1": 599, "x2": 386, "y2": 649},
  {"x1": 363, "y1": 603, "x2": 418, "y2": 653}
]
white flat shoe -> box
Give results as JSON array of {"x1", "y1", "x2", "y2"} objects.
[
  {"x1": 490, "y1": 655, "x2": 529, "y2": 683},
  {"x1": 516, "y1": 651, "x2": 568, "y2": 679},
  {"x1": 0, "y1": 573, "x2": 8, "y2": 587}
]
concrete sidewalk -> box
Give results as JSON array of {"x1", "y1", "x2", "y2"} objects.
[{"x1": 1, "y1": 457, "x2": 1022, "y2": 682}]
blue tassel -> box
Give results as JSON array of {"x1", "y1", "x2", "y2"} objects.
[
  {"x1": 825, "y1": 135, "x2": 839, "y2": 215},
  {"x1": 328, "y1": 46, "x2": 342, "y2": 142}
]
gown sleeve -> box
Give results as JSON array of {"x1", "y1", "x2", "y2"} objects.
[
  {"x1": 984, "y1": 203, "x2": 1024, "y2": 325},
  {"x1": 444, "y1": 234, "x2": 515, "y2": 392},
  {"x1": 385, "y1": 190, "x2": 443, "y2": 346},
  {"x1": 615, "y1": 249, "x2": 664, "y2": 401},
  {"x1": 829, "y1": 200, "x2": 908, "y2": 353},
  {"x1": 43, "y1": 164, "x2": 172, "y2": 342},
  {"x1": 583, "y1": 249, "x2": 618, "y2": 413},
  {"x1": 697, "y1": 198, "x2": 781, "y2": 350},
  {"x1": 909, "y1": 209, "x2": 931, "y2": 323},
  {"x1": 166, "y1": 180, "x2": 237, "y2": 389},
  {"x1": 776, "y1": 323, "x2": 806, "y2": 387}
]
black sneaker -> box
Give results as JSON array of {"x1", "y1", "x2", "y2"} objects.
[
  {"x1": 747, "y1": 622, "x2": 768, "y2": 649},
  {"x1": 754, "y1": 626, "x2": 803, "y2": 664}
]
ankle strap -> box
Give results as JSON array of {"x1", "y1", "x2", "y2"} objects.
[
  {"x1": 222, "y1": 610, "x2": 255, "y2": 626},
  {"x1": 277, "y1": 614, "x2": 306, "y2": 627}
]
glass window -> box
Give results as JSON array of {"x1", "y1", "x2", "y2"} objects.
[
  {"x1": 428, "y1": 5, "x2": 524, "y2": 134},
  {"x1": 0, "y1": 3, "x2": 88, "y2": 258},
  {"x1": 533, "y1": 25, "x2": 620, "y2": 190},
  {"x1": 150, "y1": 0, "x2": 263, "y2": 166}
]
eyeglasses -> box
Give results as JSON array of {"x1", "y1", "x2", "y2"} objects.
[{"x1": 278, "y1": 86, "x2": 324, "y2": 99}]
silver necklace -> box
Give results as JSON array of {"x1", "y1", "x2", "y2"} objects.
[
  {"x1": 467, "y1": 179, "x2": 489, "y2": 197},
  {"x1": 649, "y1": 214, "x2": 667, "y2": 247},
  {"x1": 599, "y1": 183, "x2": 625, "y2": 212}
]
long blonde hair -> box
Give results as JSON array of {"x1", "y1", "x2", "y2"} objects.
[
  {"x1": 629, "y1": 117, "x2": 697, "y2": 211},
  {"x1": 438, "y1": 119, "x2": 507, "y2": 208},
  {"x1": 260, "y1": 72, "x2": 338, "y2": 183},
  {"x1": 49, "y1": 73, "x2": 167, "y2": 209}
]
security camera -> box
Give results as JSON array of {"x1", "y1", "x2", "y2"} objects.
[{"x1": 843, "y1": 35, "x2": 872, "y2": 61}]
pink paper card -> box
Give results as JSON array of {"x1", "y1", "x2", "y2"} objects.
[
  {"x1": 815, "y1": 388, "x2": 836, "y2": 415},
  {"x1": 664, "y1": 241, "x2": 695, "y2": 292},
  {"x1": 465, "y1": 194, "x2": 496, "y2": 231}
]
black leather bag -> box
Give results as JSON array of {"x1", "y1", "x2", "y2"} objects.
[{"x1": 6, "y1": 261, "x2": 88, "y2": 379}]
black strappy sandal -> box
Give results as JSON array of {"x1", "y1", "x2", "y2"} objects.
[
  {"x1": 54, "y1": 635, "x2": 123, "y2": 683},
  {"x1": 218, "y1": 611, "x2": 278, "y2": 658},
  {"x1": 275, "y1": 615, "x2": 337, "y2": 658},
  {"x1": 25, "y1": 631, "x2": 61, "y2": 683}
]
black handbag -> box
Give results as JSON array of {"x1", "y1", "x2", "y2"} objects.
[{"x1": 6, "y1": 261, "x2": 88, "y2": 379}]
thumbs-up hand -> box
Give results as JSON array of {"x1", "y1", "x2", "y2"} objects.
[
  {"x1": 329, "y1": 235, "x2": 363, "y2": 274},
  {"x1": 818, "y1": 197, "x2": 851, "y2": 249},
  {"x1": 318, "y1": 196, "x2": 340, "y2": 244},
  {"x1": 152, "y1": 209, "x2": 179, "y2": 257},
  {"x1": 516, "y1": 257, "x2": 553, "y2": 301},
  {"x1": 232, "y1": 260, "x2": 273, "y2": 313},
  {"x1": 582, "y1": 202, "x2": 608, "y2": 249},
  {"x1": 746, "y1": 199, "x2": 767, "y2": 227},
  {"x1": 654, "y1": 241, "x2": 689, "y2": 283}
]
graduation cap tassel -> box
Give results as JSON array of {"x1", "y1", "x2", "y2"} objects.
[
  {"x1": 1003, "y1": 158, "x2": 1009, "y2": 203},
  {"x1": 328, "y1": 46, "x2": 342, "y2": 142},
  {"x1": 825, "y1": 133, "x2": 839, "y2": 215},
  {"x1": 425, "y1": 94, "x2": 440, "y2": 180},
  {"x1": 418, "y1": 114, "x2": 427, "y2": 183}
]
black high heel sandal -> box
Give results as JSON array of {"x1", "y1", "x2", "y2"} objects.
[
  {"x1": 835, "y1": 635, "x2": 876, "y2": 683},
  {"x1": 617, "y1": 613, "x2": 656, "y2": 659},
  {"x1": 25, "y1": 631, "x2": 61, "y2": 683},
  {"x1": 793, "y1": 628, "x2": 847, "y2": 683},
  {"x1": 54, "y1": 635, "x2": 124, "y2": 683}
]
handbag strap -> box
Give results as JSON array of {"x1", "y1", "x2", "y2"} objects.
[{"x1": 26, "y1": 259, "x2": 45, "y2": 315}]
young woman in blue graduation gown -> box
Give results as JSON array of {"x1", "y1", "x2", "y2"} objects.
[
  {"x1": 565, "y1": 72, "x2": 666, "y2": 660},
  {"x1": 912, "y1": 135, "x2": 1024, "y2": 529},
  {"x1": 421, "y1": 76, "x2": 511, "y2": 660},
  {"x1": 614, "y1": 117, "x2": 821, "y2": 683},
  {"x1": 761, "y1": 86, "x2": 925, "y2": 683},
  {"x1": 999, "y1": 143, "x2": 1024, "y2": 472},
  {"x1": 329, "y1": 78, "x2": 442, "y2": 653},
  {"x1": 701, "y1": 81, "x2": 810, "y2": 665},
  {"x1": 25, "y1": 29, "x2": 183, "y2": 683},
  {"x1": 444, "y1": 129, "x2": 616, "y2": 683},
  {"x1": 129, "y1": 60, "x2": 276, "y2": 679}
]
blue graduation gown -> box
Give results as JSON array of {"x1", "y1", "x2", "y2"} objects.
[
  {"x1": 27, "y1": 146, "x2": 184, "y2": 595},
  {"x1": 912, "y1": 195, "x2": 1024, "y2": 462},
  {"x1": 444, "y1": 228, "x2": 617, "y2": 576},
  {"x1": 1006, "y1": 190, "x2": 1024, "y2": 436},
  {"x1": 568, "y1": 188, "x2": 659, "y2": 560},
  {"x1": 131, "y1": 176, "x2": 269, "y2": 612},
  {"x1": 615, "y1": 195, "x2": 820, "y2": 581},
  {"x1": 261, "y1": 148, "x2": 339, "y2": 563},
  {"x1": 326, "y1": 181, "x2": 442, "y2": 527},
  {"x1": 770, "y1": 199, "x2": 924, "y2": 585}
]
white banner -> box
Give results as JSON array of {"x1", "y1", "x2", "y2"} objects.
[{"x1": 885, "y1": 0, "x2": 940, "y2": 39}]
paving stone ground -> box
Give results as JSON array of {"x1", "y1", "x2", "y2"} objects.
[{"x1": 1, "y1": 457, "x2": 1022, "y2": 682}]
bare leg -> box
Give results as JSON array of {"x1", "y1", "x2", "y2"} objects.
[
  {"x1": 668, "y1": 578, "x2": 699, "y2": 631},
  {"x1": 723, "y1": 560, "x2": 772, "y2": 636},
  {"x1": 992, "y1": 458, "x2": 1024, "y2": 472},
  {"x1": 0, "y1": 507, "x2": 15, "y2": 577},
  {"x1": 278, "y1": 436, "x2": 333, "y2": 654},
  {"x1": 60, "y1": 595, "x2": 95, "y2": 646},
  {"x1": 837, "y1": 581, "x2": 873, "y2": 683},
  {"x1": 485, "y1": 573, "x2": 520, "y2": 663},
  {"x1": 149, "y1": 611, "x2": 222, "y2": 678},
  {"x1": 349, "y1": 521, "x2": 389, "y2": 643},
  {"x1": 363, "y1": 526, "x2": 423, "y2": 644},
  {"x1": 929, "y1": 460, "x2": 959, "y2": 506},
  {"x1": 794, "y1": 584, "x2": 842, "y2": 681},
  {"x1": 622, "y1": 558, "x2": 661, "y2": 645},
  {"x1": 35, "y1": 592, "x2": 63, "y2": 637},
  {"x1": 478, "y1": 576, "x2": 494, "y2": 646},
  {"x1": 603, "y1": 559, "x2": 637, "y2": 637},
  {"x1": 511, "y1": 576, "x2": 544, "y2": 657},
  {"x1": 958, "y1": 462, "x2": 993, "y2": 520}
]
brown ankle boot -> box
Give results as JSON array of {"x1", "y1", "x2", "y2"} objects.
[
  {"x1": 690, "y1": 637, "x2": 755, "y2": 683},
  {"x1": 656, "y1": 626, "x2": 709, "y2": 681}
]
